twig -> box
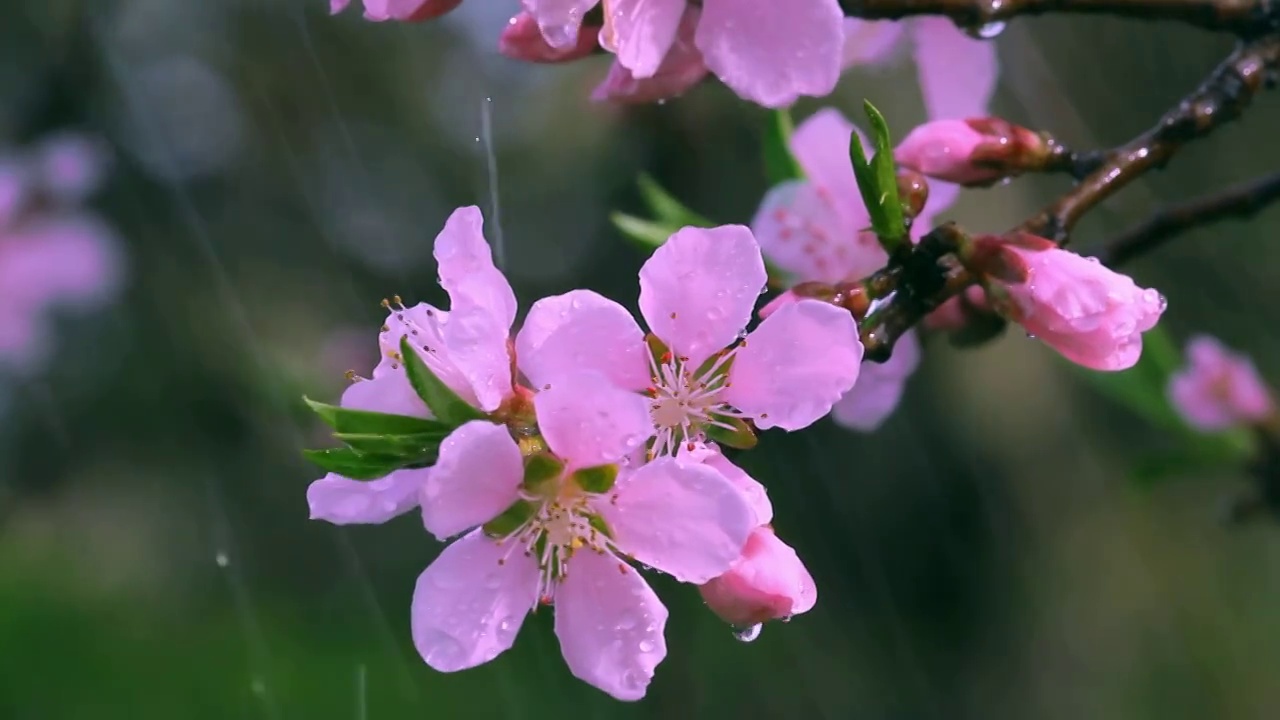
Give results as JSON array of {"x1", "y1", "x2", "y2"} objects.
[
  {"x1": 1097, "y1": 169, "x2": 1280, "y2": 266},
  {"x1": 838, "y1": 0, "x2": 1279, "y2": 36}
]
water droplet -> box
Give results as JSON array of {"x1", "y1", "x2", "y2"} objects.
[
  {"x1": 733, "y1": 623, "x2": 763, "y2": 643},
  {"x1": 215, "y1": 551, "x2": 229, "y2": 567},
  {"x1": 1024, "y1": 332, "x2": 1037, "y2": 340},
  {"x1": 616, "y1": 612, "x2": 639, "y2": 630},
  {"x1": 964, "y1": 20, "x2": 1006, "y2": 39},
  {"x1": 638, "y1": 639, "x2": 654, "y2": 652}
]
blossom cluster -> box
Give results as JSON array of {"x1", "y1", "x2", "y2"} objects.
[
  {"x1": 306, "y1": 206, "x2": 861, "y2": 699},
  {"x1": 0, "y1": 133, "x2": 120, "y2": 370}
]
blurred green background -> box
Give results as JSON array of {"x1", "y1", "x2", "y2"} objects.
[{"x1": 4, "y1": 1, "x2": 1280, "y2": 718}]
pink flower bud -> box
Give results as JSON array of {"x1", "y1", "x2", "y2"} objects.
[
  {"x1": 895, "y1": 118, "x2": 1050, "y2": 187},
  {"x1": 499, "y1": 12, "x2": 599, "y2": 63},
  {"x1": 333, "y1": 0, "x2": 462, "y2": 22},
  {"x1": 698, "y1": 526, "x2": 816, "y2": 627},
  {"x1": 989, "y1": 244, "x2": 1166, "y2": 371},
  {"x1": 1168, "y1": 335, "x2": 1275, "y2": 431}
]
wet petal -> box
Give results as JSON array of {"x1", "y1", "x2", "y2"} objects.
[
  {"x1": 439, "y1": 303, "x2": 514, "y2": 413},
  {"x1": 698, "y1": 526, "x2": 817, "y2": 626},
  {"x1": 682, "y1": 447, "x2": 773, "y2": 525},
  {"x1": 422, "y1": 421, "x2": 524, "y2": 541},
  {"x1": 830, "y1": 330, "x2": 920, "y2": 431},
  {"x1": 841, "y1": 18, "x2": 905, "y2": 67},
  {"x1": 911, "y1": 17, "x2": 999, "y2": 119},
  {"x1": 522, "y1": 0, "x2": 602, "y2": 48},
  {"x1": 339, "y1": 372, "x2": 431, "y2": 419},
  {"x1": 601, "y1": 0, "x2": 685, "y2": 78},
  {"x1": 750, "y1": 179, "x2": 885, "y2": 284},
  {"x1": 412, "y1": 530, "x2": 540, "y2": 672},
  {"x1": 434, "y1": 206, "x2": 517, "y2": 332},
  {"x1": 601, "y1": 457, "x2": 755, "y2": 583},
  {"x1": 534, "y1": 371, "x2": 653, "y2": 468},
  {"x1": 307, "y1": 469, "x2": 424, "y2": 524},
  {"x1": 638, "y1": 225, "x2": 766, "y2": 366},
  {"x1": 516, "y1": 290, "x2": 649, "y2": 391},
  {"x1": 696, "y1": 0, "x2": 844, "y2": 107},
  {"x1": 725, "y1": 299, "x2": 863, "y2": 430},
  {"x1": 554, "y1": 548, "x2": 667, "y2": 701},
  {"x1": 788, "y1": 109, "x2": 869, "y2": 230}
]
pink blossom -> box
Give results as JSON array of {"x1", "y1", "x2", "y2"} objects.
[
  {"x1": 411, "y1": 372, "x2": 756, "y2": 700},
  {"x1": 895, "y1": 119, "x2": 992, "y2": 185},
  {"x1": 330, "y1": 0, "x2": 463, "y2": 21},
  {"x1": 699, "y1": 525, "x2": 816, "y2": 627},
  {"x1": 515, "y1": 224, "x2": 862, "y2": 456},
  {"x1": 841, "y1": 17, "x2": 998, "y2": 118},
  {"x1": 1168, "y1": 335, "x2": 1274, "y2": 431},
  {"x1": 831, "y1": 330, "x2": 920, "y2": 430},
  {"x1": 591, "y1": 8, "x2": 708, "y2": 104},
  {"x1": 500, "y1": 12, "x2": 600, "y2": 64},
  {"x1": 307, "y1": 206, "x2": 518, "y2": 523},
  {"x1": 991, "y1": 245, "x2": 1167, "y2": 371},
  {"x1": 524, "y1": 0, "x2": 844, "y2": 108}
]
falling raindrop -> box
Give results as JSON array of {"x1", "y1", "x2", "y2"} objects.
[
  {"x1": 964, "y1": 21, "x2": 1007, "y2": 39},
  {"x1": 215, "y1": 551, "x2": 229, "y2": 567},
  {"x1": 733, "y1": 623, "x2": 763, "y2": 643}
]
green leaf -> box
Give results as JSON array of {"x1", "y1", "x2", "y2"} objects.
[
  {"x1": 849, "y1": 101, "x2": 906, "y2": 252},
  {"x1": 483, "y1": 500, "x2": 539, "y2": 537},
  {"x1": 301, "y1": 448, "x2": 405, "y2": 480},
  {"x1": 704, "y1": 415, "x2": 758, "y2": 450},
  {"x1": 611, "y1": 212, "x2": 678, "y2": 250},
  {"x1": 304, "y1": 396, "x2": 449, "y2": 435},
  {"x1": 331, "y1": 432, "x2": 441, "y2": 460},
  {"x1": 522, "y1": 452, "x2": 565, "y2": 493},
  {"x1": 398, "y1": 335, "x2": 485, "y2": 426},
  {"x1": 762, "y1": 109, "x2": 804, "y2": 185},
  {"x1": 637, "y1": 173, "x2": 713, "y2": 228},
  {"x1": 571, "y1": 464, "x2": 619, "y2": 493}
]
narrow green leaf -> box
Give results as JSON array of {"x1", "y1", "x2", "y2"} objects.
[
  {"x1": 301, "y1": 448, "x2": 404, "y2": 480},
  {"x1": 611, "y1": 212, "x2": 677, "y2": 250},
  {"x1": 304, "y1": 396, "x2": 449, "y2": 435},
  {"x1": 483, "y1": 500, "x2": 539, "y2": 537},
  {"x1": 571, "y1": 464, "x2": 619, "y2": 493},
  {"x1": 704, "y1": 415, "x2": 758, "y2": 450},
  {"x1": 862, "y1": 100, "x2": 906, "y2": 244},
  {"x1": 398, "y1": 335, "x2": 485, "y2": 426},
  {"x1": 762, "y1": 109, "x2": 804, "y2": 185},
  {"x1": 637, "y1": 174, "x2": 713, "y2": 228},
  {"x1": 331, "y1": 432, "x2": 441, "y2": 460}
]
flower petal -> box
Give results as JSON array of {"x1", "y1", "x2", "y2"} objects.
[
  {"x1": 750, "y1": 179, "x2": 885, "y2": 284},
  {"x1": 831, "y1": 330, "x2": 920, "y2": 431},
  {"x1": 698, "y1": 449, "x2": 773, "y2": 525},
  {"x1": 600, "y1": 457, "x2": 755, "y2": 583},
  {"x1": 554, "y1": 549, "x2": 667, "y2": 701},
  {"x1": 638, "y1": 224, "x2": 766, "y2": 366},
  {"x1": 698, "y1": 526, "x2": 816, "y2": 626},
  {"x1": 788, "y1": 109, "x2": 868, "y2": 230},
  {"x1": 439, "y1": 302, "x2": 514, "y2": 413},
  {"x1": 534, "y1": 371, "x2": 653, "y2": 468},
  {"x1": 421, "y1": 421, "x2": 524, "y2": 541},
  {"x1": 412, "y1": 529, "x2": 540, "y2": 672},
  {"x1": 841, "y1": 18, "x2": 905, "y2": 67},
  {"x1": 340, "y1": 372, "x2": 431, "y2": 418},
  {"x1": 601, "y1": 0, "x2": 685, "y2": 78},
  {"x1": 522, "y1": 0, "x2": 603, "y2": 49},
  {"x1": 515, "y1": 290, "x2": 649, "y2": 391},
  {"x1": 911, "y1": 17, "x2": 999, "y2": 119},
  {"x1": 696, "y1": 0, "x2": 844, "y2": 107},
  {"x1": 307, "y1": 469, "x2": 425, "y2": 524},
  {"x1": 725, "y1": 299, "x2": 863, "y2": 430},
  {"x1": 434, "y1": 206, "x2": 517, "y2": 332}
]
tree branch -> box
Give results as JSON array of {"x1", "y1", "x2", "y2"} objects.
[
  {"x1": 838, "y1": 0, "x2": 1279, "y2": 36},
  {"x1": 1095, "y1": 169, "x2": 1280, "y2": 266}
]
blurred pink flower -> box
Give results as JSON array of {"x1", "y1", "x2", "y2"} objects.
[
  {"x1": 330, "y1": 0, "x2": 462, "y2": 21},
  {"x1": 699, "y1": 525, "x2": 816, "y2": 627},
  {"x1": 515, "y1": 223, "x2": 862, "y2": 456},
  {"x1": 410, "y1": 374, "x2": 755, "y2": 700},
  {"x1": 842, "y1": 17, "x2": 998, "y2": 118},
  {"x1": 990, "y1": 243, "x2": 1167, "y2": 371},
  {"x1": 1168, "y1": 335, "x2": 1274, "y2": 431}
]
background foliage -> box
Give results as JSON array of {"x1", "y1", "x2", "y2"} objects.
[{"x1": 4, "y1": 1, "x2": 1280, "y2": 717}]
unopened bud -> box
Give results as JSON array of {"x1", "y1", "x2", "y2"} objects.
[
  {"x1": 500, "y1": 12, "x2": 599, "y2": 64},
  {"x1": 699, "y1": 527, "x2": 816, "y2": 627},
  {"x1": 896, "y1": 169, "x2": 929, "y2": 220},
  {"x1": 895, "y1": 118, "x2": 1056, "y2": 187}
]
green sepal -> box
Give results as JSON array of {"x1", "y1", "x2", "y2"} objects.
[
  {"x1": 645, "y1": 333, "x2": 671, "y2": 366},
  {"x1": 571, "y1": 464, "x2": 619, "y2": 494},
  {"x1": 301, "y1": 448, "x2": 406, "y2": 480},
  {"x1": 399, "y1": 335, "x2": 485, "y2": 427},
  {"x1": 304, "y1": 396, "x2": 450, "y2": 435},
  {"x1": 483, "y1": 500, "x2": 539, "y2": 538},
  {"x1": 331, "y1": 432, "x2": 441, "y2": 461},
  {"x1": 704, "y1": 414, "x2": 758, "y2": 450},
  {"x1": 522, "y1": 452, "x2": 565, "y2": 494},
  {"x1": 692, "y1": 349, "x2": 735, "y2": 385},
  {"x1": 587, "y1": 513, "x2": 614, "y2": 540},
  {"x1": 849, "y1": 101, "x2": 907, "y2": 252},
  {"x1": 637, "y1": 173, "x2": 713, "y2": 228},
  {"x1": 763, "y1": 108, "x2": 804, "y2": 185}
]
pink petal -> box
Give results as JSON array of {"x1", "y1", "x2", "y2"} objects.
[
  {"x1": 686, "y1": 447, "x2": 772, "y2": 525},
  {"x1": 421, "y1": 421, "x2": 524, "y2": 541},
  {"x1": 500, "y1": 12, "x2": 600, "y2": 63},
  {"x1": 331, "y1": 0, "x2": 352, "y2": 14},
  {"x1": 590, "y1": 13, "x2": 709, "y2": 105},
  {"x1": 362, "y1": 0, "x2": 463, "y2": 21},
  {"x1": 600, "y1": 0, "x2": 685, "y2": 78},
  {"x1": 306, "y1": 469, "x2": 424, "y2": 524},
  {"x1": 340, "y1": 372, "x2": 431, "y2": 419},
  {"x1": 33, "y1": 133, "x2": 108, "y2": 202},
  {"x1": 0, "y1": 215, "x2": 121, "y2": 309},
  {"x1": 696, "y1": 0, "x2": 844, "y2": 107},
  {"x1": 439, "y1": 302, "x2": 514, "y2": 412},
  {"x1": 638, "y1": 225, "x2": 766, "y2": 366},
  {"x1": 750, "y1": 180, "x2": 885, "y2": 284},
  {"x1": 522, "y1": 0, "x2": 603, "y2": 49},
  {"x1": 554, "y1": 548, "x2": 667, "y2": 701},
  {"x1": 841, "y1": 18, "x2": 905, "y2": 67},
  {"x1": 515, "y1": 290, "x2": 649, "y2": 392},
  {"x1": 434, "y1": 206, "x2": 517, "y2": 332},
  {"x1": 788, "y1": 109, "x2": 867, "y2": 230},
  {"x1": 0, "y1": 162, "x2": 27, "y2": 228},
  {"x1": 698, "y1": 526, "x2": 816, "y2": 626},
  {"x1": 1168, "y1": 335, "x2": 1275, "y2": 430},
  {"x1": 830, "y1": 330, "x2": 920, "y2": 431},
  {"x1": 412, "y1": 529, "x2": 540, "y2": 672},
  {"x1": 725, "y1": 299, "x2": 863, "y2": 430},
  {"x1": 910, "y1": 17, "x2": 999, "y2": 119},
  {"x1": 600, "y1": 457, "x2": 755, "y2": 583},
  {"x1": 534, "y1": 371, "x2": 653, "y2": 468}
]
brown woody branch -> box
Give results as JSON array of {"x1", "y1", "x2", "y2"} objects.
[
  {"x1": 838, "y1": 0, "x2": 1279, "y2": 36},
  {"x1": 1097, "y1": 169, "x2": 1280, "y2": 266}
]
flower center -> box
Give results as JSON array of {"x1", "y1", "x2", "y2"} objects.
[{"x1": 646, "y1": 349, "x2": 743, "y2": 457}]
